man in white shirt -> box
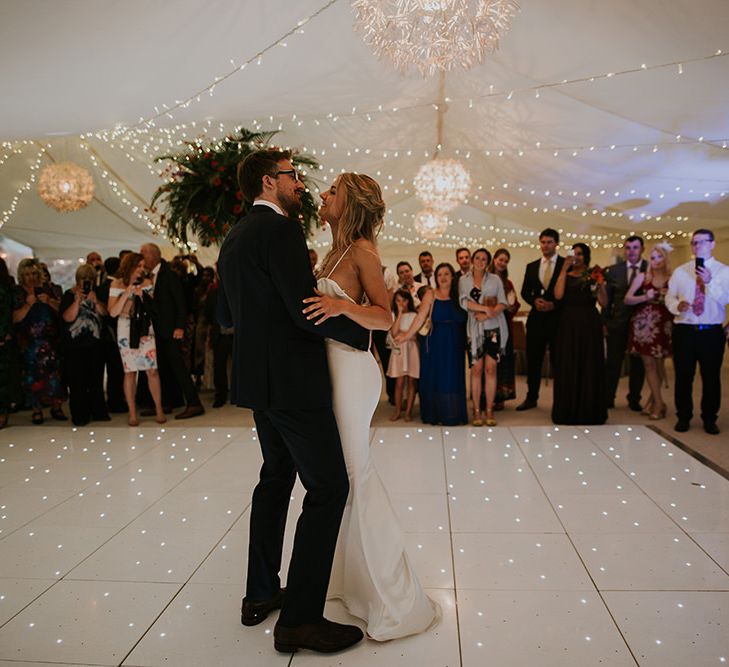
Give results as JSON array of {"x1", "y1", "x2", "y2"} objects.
[
  {"x1": 517, "y1": 229, "x2": 565, "y2": 410},
  {"x1": 454, "y1": 247, "x2": 471, "y2": 281},
  {"x1": 665, "y1": 229, "x2": 729, "y2": 434}
]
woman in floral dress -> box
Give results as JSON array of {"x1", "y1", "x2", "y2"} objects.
[
  {"x1": 11, "y1": 258, "x2": 66, "y2": 424},
  {"x1": 625, "y1": 243, "x2": 673, "y2": 420}
]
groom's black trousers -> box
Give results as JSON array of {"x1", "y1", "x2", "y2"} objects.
[{"x1": 249, "y1": 408, "x2": 349, "y2": 627}]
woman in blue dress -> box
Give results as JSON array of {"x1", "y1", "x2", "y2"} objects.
[{"x1": 396, "y1": 263, "x2": 467, "y2": 425}]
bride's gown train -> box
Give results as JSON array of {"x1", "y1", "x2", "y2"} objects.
[{"x1": 318, "y1": 271, "x2": 438, "y2": 641}]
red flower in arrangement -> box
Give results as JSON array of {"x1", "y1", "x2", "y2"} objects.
[
  {"x1": 235, "y1": 191, "x2": 243, "y2": 200},
  {"x1": 212, "y1": 177, "x2": 222, "y2": 187},
  {"x1": 211, "y1": 160, "x2": 218, "y2": 167},
  {"x1": 200, "y1": 214, "x2": 209, "y2": 223},
  {"x1": 233, "y1": 204, "x2": 242, "y2": 215}
]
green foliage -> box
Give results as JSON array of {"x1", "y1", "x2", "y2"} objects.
[{"x1": 150, "y1": 128, "x2": 321, "y2": 247}]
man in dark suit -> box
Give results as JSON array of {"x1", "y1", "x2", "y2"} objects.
[
  {"x1": 217, "y1": 150, "x2": 368, "y2": 654},
  {"x1": 602, "y1": 235, "x2": 646, "y2": 410},
  {"x1": 140, "y1": 243, "x2": 205, "y2": 419},
  {"x1": 414, "y1": 250, "x2": 436, "y2": 287},
  {"x1": 517, "y1": 228, "x2": 565, "y2": 411}
]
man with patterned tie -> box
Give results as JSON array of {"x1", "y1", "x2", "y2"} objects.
[
  {"x1": 517, "y1": 228, "x2": 565, "y2": 411},
  {"x1": 602, "y1": 235, "x2": 647, "y2": 410},
  {"x1": 665, "y1": 229, "x2": 729, "y2": 434}
]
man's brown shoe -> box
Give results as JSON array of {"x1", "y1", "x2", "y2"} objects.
[
  {"x1": 274, "y1": 619, "x2": 363, "y2": 653},
  {"x1": 241, "y1": 589, "x2": 283, "y2": 626},
  {"x1": 174, "y1": 404, "x2": 205, "y2": 420}
]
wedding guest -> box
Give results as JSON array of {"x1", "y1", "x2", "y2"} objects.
[
  {"x1": 0, "y1": 257, "x2": 14, "y2": 428},
  {"x1": 552, "y1": 243, "x2": 607, "y2": 425},
  {"x1": 97, "y1": 256, "x2": 127, "y2": 413},
  {"x1": 517, "y1": 228, "x2": 564, "y2": 411},
  {"x1": 397, "y1": 263, "x2": 467, "y2": 425},
  {"x1": 108, "y1": 252, "x2": 165, "y2": 426},
  {"x1": 414, "y1": 250, "x2": 436, "y2": 288},
  {"x1": 38, "y1": 262, "x2": 63, "y2": 303},
  {"x1": 454, "y1": 247, "x2": 471, "y2": 280},
  {"x1": 140, "y1": 243, "x2": 205, "y2": 419},
  {"x1": 602, "y1": 235, "x2": 647, "y2": 410},
  {"x1": 489, "y1": 249, "x2": 520, "y2": 410},
  {"x1": 60, "y1": 264, "x2": 110, "y2": 426},
  {"x1": 192, "y1": 265, "x2": 215, "y2": 388},
  {"x1": 12, "y1": 258, "x2": 66, "y2": 424},
  {"x1": 371, "y1": 264, "x2": 398, "y2": 405},
  {"x1": 86, "y1": 251, "x2": 106, "y2": 286},
  {"x1": 388, "y1": 289, "x2": 419, "y2": 421},
  {"x1": 624, "y1": 243, "x2": 673, "y2": 421},
  {"x1": 460, "y1": 248, "x2": 508, "y2": 426},
  {"x1": 204, "y1": 278, "x2": 233, "y2": 407},
  {"x1": 665, "y1": 229, "x2": 729, "y2": 434},
  {"x1": 396, "y1": 261, "x2": 424, "y2": 306}
]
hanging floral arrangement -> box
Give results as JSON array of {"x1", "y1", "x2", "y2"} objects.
[{"x1": 149, "y1": 128, "x2": 322, "y2": 247}]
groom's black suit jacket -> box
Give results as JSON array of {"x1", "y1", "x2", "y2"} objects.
[{"x1": 217, "y1": 204, "x2": 369, "y2": 411}]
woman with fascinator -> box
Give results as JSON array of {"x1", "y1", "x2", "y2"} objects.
[{"x1": 624, "y1": 242, "x2": 674, "y2": 420}]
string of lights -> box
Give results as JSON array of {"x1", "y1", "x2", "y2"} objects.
[
  {"x1": 0, "y1": 147, "x2": 46, "y2": 230},
  {"x1": 104, "y1": 0, "x2": 339, "y2": 138}
]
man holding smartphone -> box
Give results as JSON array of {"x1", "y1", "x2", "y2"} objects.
[{"x1": 665, "y1": 229, "x2": 729, "y2": 434}]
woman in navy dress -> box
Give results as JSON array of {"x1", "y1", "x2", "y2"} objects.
[{"x1": 396, "y1": 263, "x2": 467, "y2": 425}]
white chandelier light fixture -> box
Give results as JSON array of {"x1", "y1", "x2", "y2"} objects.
[
  {"x1": 413, "y1": 208, "x2": 449, "y2": 239},
  {"x1": 412, "y1": 71, "x2": 472, "y2": 230},
  {"x1": 38, "y1": 162, "x2": 94, "y2": 212},
  {"x1": 352, "y1": 0, "x2": 520, "y2": 78},
  {"x1": 414, "y1": 157, "x2": 472, "y2": 212}
]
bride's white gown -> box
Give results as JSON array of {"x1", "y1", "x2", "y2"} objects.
[{"x1": 317, "y1": 275, "x2": 438, "y2": 641}]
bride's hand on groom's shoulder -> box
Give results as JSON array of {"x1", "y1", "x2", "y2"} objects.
[{"x1": 302, "y1": 289, "x2": 346, "y2": 325}]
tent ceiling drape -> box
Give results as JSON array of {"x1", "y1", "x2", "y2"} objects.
[{"x1": 1, "y1": 0, "x2": 728, "y2": 259}]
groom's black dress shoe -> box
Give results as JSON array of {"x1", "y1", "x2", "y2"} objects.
[
  {"x1": 241, "y1": 589, "x2": 284, "y2": 626},
  {"x1": 515, "y1": 399, "x2": 537, "y2": 411},
  {"x1": 274, "y1": 619, "x2": 363, "y2": 653}
]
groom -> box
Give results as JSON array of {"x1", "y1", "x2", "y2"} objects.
[{"x1": 217, "y1": 150, "x2": 369, "y2": 653}]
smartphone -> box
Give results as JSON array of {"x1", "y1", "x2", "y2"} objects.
[
  {"x1": 34, "y1": 286, "x2": 43, "y2": 297},
  {"x1": 695, "y1": 257, "x2": 705, "y2": 270},
  {"x1": 82, "y1": 279, "x2": 92, "y2": 294}
]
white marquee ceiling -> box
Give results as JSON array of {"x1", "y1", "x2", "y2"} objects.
[{"x1": 1, "y1": 0, "x2": 728, "y2": 259}]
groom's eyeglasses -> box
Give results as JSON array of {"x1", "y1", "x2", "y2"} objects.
[{"x1": 275, "y1": 168, "x2": 299, "y2": 182}]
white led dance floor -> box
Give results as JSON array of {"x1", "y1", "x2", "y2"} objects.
[{"x1": 0, "y1": 424, "x2": 727, "y2": 666}]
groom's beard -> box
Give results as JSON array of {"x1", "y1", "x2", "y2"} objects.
[{"x1": 279, "y1": 190, "x2": 303, "y2": 218}]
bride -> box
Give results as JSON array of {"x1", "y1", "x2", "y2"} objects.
[{"x1": 302, "y1": 173, "x2": 438, "y2": 640}]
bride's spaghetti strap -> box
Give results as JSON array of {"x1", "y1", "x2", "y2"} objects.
[{"x1": 326, "y1": 244, "x2": 353, "y2": 278}]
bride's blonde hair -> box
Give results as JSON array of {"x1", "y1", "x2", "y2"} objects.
[{"x1": 319, "y1": 173, "x2": 385, "y2": 275}]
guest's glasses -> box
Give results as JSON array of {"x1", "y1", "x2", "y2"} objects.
[
  {"x1": 690, "y1": 238, "x2": 712, "y2": 246},
  {"x1": 275, "y1": 168, "x2": 299, "y2": 182}
]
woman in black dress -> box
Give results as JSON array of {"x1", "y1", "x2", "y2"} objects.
[{"x1": 552, "y1": 243, "x2": 608, "y2": 425}]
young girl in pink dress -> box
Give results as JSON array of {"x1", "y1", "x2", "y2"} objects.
[{"x1": 387, "y1": 289, "x2": 419, "y2": 421}]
